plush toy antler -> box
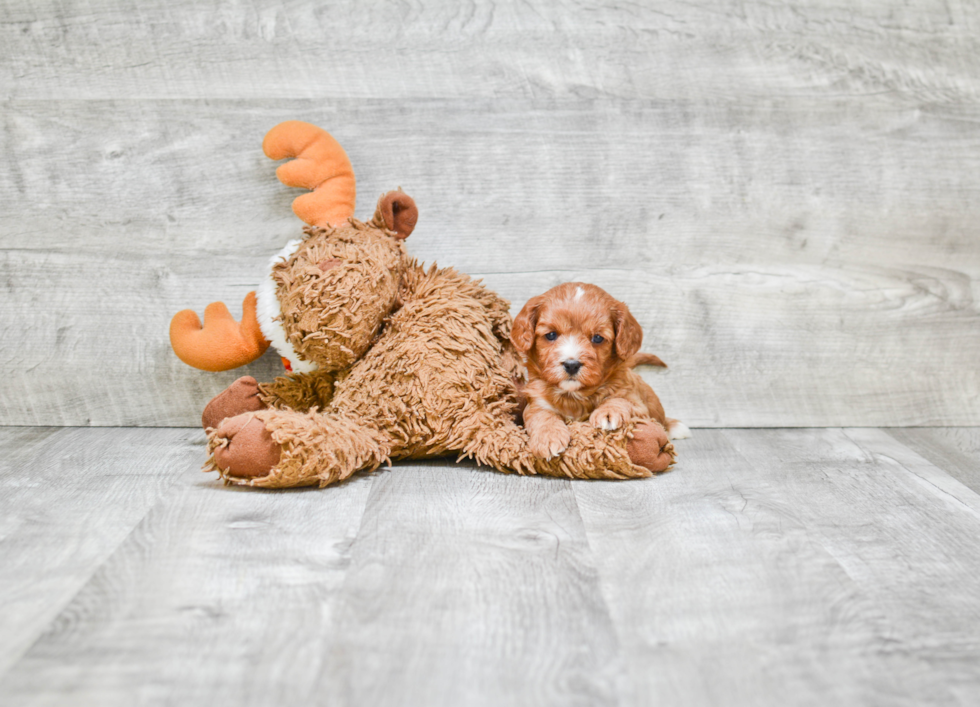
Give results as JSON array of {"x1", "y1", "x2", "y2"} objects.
[
  {"x1": 262, "y1": 120, "x2": 356, "y2": 227},
  {"x1": 170, "y1": 121, "x2": 357, "y2": 371},
  {"x1": 170, "y1": 292, "x2": 270, "y2": 371}
]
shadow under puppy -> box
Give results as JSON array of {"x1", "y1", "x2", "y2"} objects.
[{"x1": 511, "y1": 283, "x2": 689, "y2": 461}]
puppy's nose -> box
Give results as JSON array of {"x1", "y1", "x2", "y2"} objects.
[{"x1": 562, "y1": 360, "x2": 582, "y2": 376}]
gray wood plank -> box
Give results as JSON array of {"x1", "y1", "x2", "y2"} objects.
[
  {"x1": 2, "y1": 247, "x2": 978, "y2": 428},
  {"x1": 739, "y1": 428, "x2": 980, "y2": 706},
  {"x1": 0, "y1": 427, "x2": 201, "y2": 680},
  {"x1": 0, "y1": 442, "x2": 377, "y2": 706},
  {"x1": 886, "y1": 428, "x2": 980, "y2": 495},
  {"x1": 5, "y1": 99, "x2": 980, "y2": 273},
  {"x1": 3, "y1": 99, "x2": 980, "y2": 427},
  {"x1": 573, "y1": 428, "x2": 980, "y2": 707},
  {"x1": 3, "y1": 0, "x2": 980, "y2": 428},
  {"x1": 4, "y1": 428, "x2": 980, "y2": 705},
  {"x1": 311, "y1": 463, "x2": 623, "y2": 707},
  {"x1": 2, "y1": 1, "x2": 977, "y2": 102}
]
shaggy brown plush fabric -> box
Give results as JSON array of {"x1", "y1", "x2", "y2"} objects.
[
  {"x1": 258, "y1": 369, "x2": 335, "y2": 412},
  {"x1": 204, "y1": 240, "x2": 669, "y2": 488},
  {"x1": 272, "y1": 221, "x2": 407, "y2": 371}
]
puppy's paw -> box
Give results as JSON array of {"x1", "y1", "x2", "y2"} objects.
[
  {"x1": 529, "y1": 424, "x2": 571, "y2": 460},
  {"x1": 590, "y1": 407, "x2": 626, "y2": 431}
]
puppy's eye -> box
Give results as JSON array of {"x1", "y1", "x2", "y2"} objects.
[
  {"x1": 544, "y1": 332, "x2": 558, "y2": 341},
  {"x1": 591, "y1": 334, "x2": 605, "y2": 344}
]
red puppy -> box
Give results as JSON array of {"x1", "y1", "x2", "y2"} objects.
[{"x1": 511, "y1": 283, "x2": 688, "y2": 460}]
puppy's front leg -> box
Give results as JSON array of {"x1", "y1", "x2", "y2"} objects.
[
  {"x1": 590, "y1": 397, "x2": 643, "y2": 431},
  {"x1": 524, "y1": 403, "x2": 571, "y2": 460}
]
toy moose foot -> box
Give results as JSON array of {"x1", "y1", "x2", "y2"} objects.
[
  {"x1": 209, "y1": 408, "x2": 673, "y2": 487},
  {"x1": 208, "y1": 409, "x2": 390, "y2": 488},
  {"x1": 202, "y1": 370, "x2": 338, "y2": 430},
  {"x1": 211, "y1": 412, "x2": 281, "y2": 478},
  {"x1": 462, "y1": 409, "x2": 675, "y2": 481},
  {"x1": 201, "y1": 376, "x2": 266, "y2": 430},
  {"x1": 627, "y1": 420, "x2": 675, "y2": 474}
]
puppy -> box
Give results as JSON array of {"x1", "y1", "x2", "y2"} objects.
[{"x1": 510, "y1": 283, "x2": 688, "y2": 460}]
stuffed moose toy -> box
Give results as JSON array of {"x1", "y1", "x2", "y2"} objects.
[{"x1": 169, "y1": 121, "x2": 676, "y2": 488}]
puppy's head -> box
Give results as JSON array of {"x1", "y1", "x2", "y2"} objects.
[{"x1": 511, "y1": 283, "x2": 642, "y2": 393}]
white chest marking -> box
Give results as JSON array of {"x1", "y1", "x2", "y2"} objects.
[{"x1": 534, "y1": 399, "x2": 558, "y2": 413}]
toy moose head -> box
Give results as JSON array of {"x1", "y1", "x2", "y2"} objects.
[{"x1": 169, "y1": 121, "x2": 418, "y2": 375}]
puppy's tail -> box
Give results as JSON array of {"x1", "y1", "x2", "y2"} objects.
[{"x1": 628, "y1": 353, "x2": 668, "y2": 369}]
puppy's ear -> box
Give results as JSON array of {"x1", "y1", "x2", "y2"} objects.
[
  {"x1": 613, "y1": 302, "x2": 643, "y2": 361},
  {"x1": 511, "y1": 296, "x2": 546, "y2": 354}
]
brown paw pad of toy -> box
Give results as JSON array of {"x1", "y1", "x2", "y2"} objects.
[
  {"x1": 211, "y1": 413, "x2": 282, "y2": 479},
  {"x1": 201, "y1": 375, "x2": 266, "y2": 430},
  {"x1": 627, "y1": 421, "x2": 677, "y2": 474}
]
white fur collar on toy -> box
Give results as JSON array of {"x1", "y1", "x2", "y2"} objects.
[{"x1": 255, "y1": 239, "x2": 319, "y2": 374}]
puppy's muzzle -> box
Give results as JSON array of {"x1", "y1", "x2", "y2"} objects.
[{"x1": 562, "y1": 360, "x2": 582, "y2": 376}]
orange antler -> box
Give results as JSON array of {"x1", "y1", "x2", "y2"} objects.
[
  {"x1": 263, "y1": 120, "x2": 356, "y2": 227},
  {"x1": 170, "y1": 292, "x2": 270, "y2": 372}
]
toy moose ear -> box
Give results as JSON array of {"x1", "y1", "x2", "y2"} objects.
[{"x1": 374, "y1": 190, "x2": 418, "y2": 240}]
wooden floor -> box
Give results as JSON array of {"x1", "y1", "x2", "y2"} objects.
[{"x1": 2, "y1": 427, "x2": 979, "y2": 706}]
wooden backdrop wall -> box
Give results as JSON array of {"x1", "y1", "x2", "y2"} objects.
[{"x1": 1, "y1": 1, "x2": 978, "y2": 428}]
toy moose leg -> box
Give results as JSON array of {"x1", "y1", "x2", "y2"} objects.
[
  {"x1": 457, "y1": 408, "x2": 675, "y2": 481},
  {"x1": 207, "y1": 399, "x2": 674, "y2": 488},
  {"x1": 207, "y1": 407, "x2": 391, "y2": 488},
  {"x1": 201, "y1": 371, "x2": 336, "y2": 430}
]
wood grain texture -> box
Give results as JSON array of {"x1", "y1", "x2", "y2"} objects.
[
  {"x1": 886, "y1": 427, "x2": 980, "y2": 495},
  {"x1": 5, "y1": 428, "x2": 980, "y2": 705},
  {"x1": 2, "y1": 99, "x2": 980, "y2": 426},
  {"x1": 1, "y1": 457, "x2": 624, "y2": 707},
  {"x1": 0, "y1": 427, "x2": 200, "y2": 678},
  {"x1": 314, "y1": 464, "x2": 623, "y2": 707},
  {"x1": 2, "y1": 1, "x2": 980, "y2": 427},
  {"x1": 2, "y1": 1, "x2": 978, "y2": 102},
  {"x1": 0, "y1": 449, "x2": 376, "y2": 706},
  {"x1": 574, "y1": 428, "x2": 980, "y2": 706}
]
